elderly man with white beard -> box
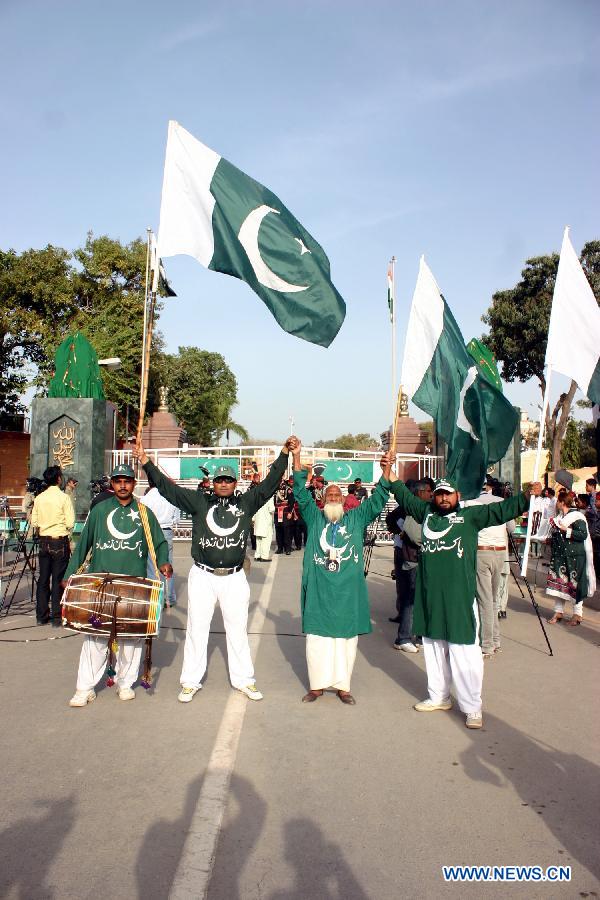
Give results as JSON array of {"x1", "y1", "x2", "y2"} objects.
[{"x1": 291, "y1": 441, "x2": 393, "y2": 705}]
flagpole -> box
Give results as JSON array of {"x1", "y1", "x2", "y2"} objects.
[
  {"x1": 137, "y1": 228, "x2": 155, "y2": 455},
  {"x1": 390, "y1": 255, "x2": 396, "y2": 440},
  {"x1": 140, "y1": 228, "x2": 152, "y2": 423},
  {"x1": 520, "y1": 364, "x2": 553, "y2": 577}
]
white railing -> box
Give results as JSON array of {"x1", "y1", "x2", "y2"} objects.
[{"x1": 112, "y1": 445, "x2": 442, "y2": 484}]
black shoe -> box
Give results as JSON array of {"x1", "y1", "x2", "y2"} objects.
[
  {"x1": 275, "y1": 550, "x2": 283, "y2": 555},
  {"x1": 285, "y1": 551, "x2": 291, "y2": 556},
  {"x1": 388, "y1": 616, "x2": 401, "y2": 623},
  {"x1": 37, "y1": 619, "x2": 49, "y2": 626},
  {"x1": 51, "y1": 620, "x2": 62, "y2": 628}
]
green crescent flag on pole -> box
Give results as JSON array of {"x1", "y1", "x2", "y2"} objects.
[
  {"x1": 157, "y1": 121, "x2": 346, "y2": 348},
  {"x1": 400, "y1": 258, "x2": 518, "y2": 500}
]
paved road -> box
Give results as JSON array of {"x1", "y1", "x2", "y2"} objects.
[{"x1": 1, "y1": 543, "x2": 599, "y2": 899}]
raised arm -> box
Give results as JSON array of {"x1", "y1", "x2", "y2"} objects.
[
  {"x1": 290, "y1": 439, "x2": 319, "y2": 526},
  {"x1": 134, "y1": 439, "x2": 200, "y2": 514},
  {"x1": 468, "y1": 492, "x2": 530, "y2": 530},
  {"x1": 243, "y1": 437, "x2": 297, "y2": 515},
  {"x1": 389, "y1": 480, "x2": 430, "y2": 524},
  {"x1": 355, "y1": 453, "x2": 392, "y2": 525}
]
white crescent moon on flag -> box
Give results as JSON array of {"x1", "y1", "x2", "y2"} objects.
[
  {"x1": 456, "y1": 366, "x2": 479, "y2": 441},
  {"x1": 319, "y1": 525, "x2": 348, "y2": 557},
  {"x1": 106, "y1": 508, "x2": 137, "y2": 540},
  {"x1": 422, "y1": 513, "x2": 453, "y2": 541},
  {"x1": 237, "y1": 205, "x2": 309, "y2": 293},
  {"x1": 206, "y1": 505, "x2": 240, "y2": 537},
  {"x1": 336, "y1": 463, "x2": 353, "y2": 481}
]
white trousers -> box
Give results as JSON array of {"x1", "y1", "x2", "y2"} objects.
[
  {"x1": 306, "y1": 634, "x2": 358, "y2": 692},
  {"x1": 553, "y1": 598, "x2": 583, "y2": 617},
  {"x1": 181, "y1": 565, "x2": 253, "y2": 690},
  {"x1": 76, "y1": 636, "x2": 142, "y2": 692},
  {"x1": 255, "y1": 535, "x2": 272, "y2": 558},
  {"x1": 422, "y1": 637, "x2": 484, "y2": 714}
]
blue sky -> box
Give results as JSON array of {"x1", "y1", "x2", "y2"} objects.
[{"x1": 2, "y1": 0, "x2": 599, "y2": 443}]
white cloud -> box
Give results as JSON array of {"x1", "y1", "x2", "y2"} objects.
[{"x1": 159, "y1": 19, "x2": 221, "y2": 52}]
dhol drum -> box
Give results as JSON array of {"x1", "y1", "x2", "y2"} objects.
[{"x1": 62, "y1": 572, "x2": 164, "y2": 638}]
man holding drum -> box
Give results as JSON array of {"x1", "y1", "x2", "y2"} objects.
[
  {"x1": 133, "y1": 437, "x2": 297, "y2": 703},
  {"x1": 62, "y1": 463, "x2": 172, "y2": 707}
]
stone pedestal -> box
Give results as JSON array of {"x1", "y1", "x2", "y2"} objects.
[
  {"x1": 381, "y1": 415, "x2": 430, "y2": 482},
  {"x1": 29, "y1": 398, "x2": 116, "y2": 519},
  {"x1": 141, "y1": 400, "x2": 186, "y2": 449}
]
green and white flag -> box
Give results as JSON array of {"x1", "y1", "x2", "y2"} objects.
[
  {"x1": 387, "y1": 264, "x2": 394, "y2": 323},
  {"x1": 157, "y1": 121, "x2": 346, "y2": 347},
  {"x1": 150, "y1": 233, "x2": 176, "y2": 296},
  {"x1": 545, "y1": 227, "x2": 600, "y2": 404},
  {"x1": 400, "y1": 257, "x2": 518, "y2": 499}
]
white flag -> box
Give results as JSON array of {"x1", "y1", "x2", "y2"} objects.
[{"x1": 546, "y1": 228, "x2": 600, "y2": 404}]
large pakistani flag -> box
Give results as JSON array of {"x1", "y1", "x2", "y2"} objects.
[
  {"x1": 401, "y1": 257, "x2": 518, "y2": 499},
  {"x1": 157, "y1": 121, "x2": 346, "y2": 347},
  {"x1": 546, "y1": 227, "x2": 600, "y2": 404}
]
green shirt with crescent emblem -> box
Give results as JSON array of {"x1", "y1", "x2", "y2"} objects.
[
  {"x1": 294, "y1": 470, "x2": 390, "y2": 638},
  {"x1": 389, "y1": 481, "x2": 528, "y2": 643},
  {"x1": 143, "y1": 453, "x2": 288, "y2": 569},
  {"x1": 64, "y1": 496, "x2": 168, "y2": 579}
]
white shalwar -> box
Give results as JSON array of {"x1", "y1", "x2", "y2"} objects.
[
  {"x1": 422, "y1": 600, "x2": 483, "y2": 714},
  {"x1": 306, "y1": 634, "x2": 358, "y2": 692},
  {"x1": 76, "y1": 636, "x2": 142, "y2": 691},
  {"x1": 422, "y1": 638, "x2": 484, "y2": 714},
  {"x1": 180, "y1": 565, "x2": 253, "y2": 690}
]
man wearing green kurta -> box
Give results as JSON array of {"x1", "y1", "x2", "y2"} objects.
[
  {"x1": 388, "y1": 471, "x2": 539, "y2": 729},
  {"x1": 292, "y1": 442, "x2": 392, "y2": 705},
  {"x1": 63, "y1": 464, "x2": 171, "y2": 707}
]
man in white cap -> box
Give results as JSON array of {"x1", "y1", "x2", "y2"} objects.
[
  {"x1": 134, "y1": 437, "x2": 298, "y2": 703},
  {"x1": 388, "y1": 472, "x2": 540, "y2": 729}
]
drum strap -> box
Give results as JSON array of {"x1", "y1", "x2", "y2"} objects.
[
  {"x1": 138, "y1": 502, "x2": 159, "y2": 691},
  {"x1": 138, "y1": 503, "x2": 160, "y2": 579}
]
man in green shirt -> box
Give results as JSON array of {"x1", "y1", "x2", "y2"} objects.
[
  {"x1": 134, "y1": 436, "x2": 297, "y2": 703},
  {"x1": 388, "y1": 470, "x2": 541, "y2": 729},
  {"x1": 291, "y1": 441, "x2": 392, "y2": 705},
  {"x1": 63, "y1": 464, "x2": 171, "y2": 707}
]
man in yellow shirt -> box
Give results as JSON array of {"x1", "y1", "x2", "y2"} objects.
[{"x1": 31, "y1": 466, "x2": 75, "y2": 626}]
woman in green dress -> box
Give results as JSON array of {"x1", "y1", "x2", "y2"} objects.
[{"x1": 547, "y1": 489, "x2": 596, "y2": 626}]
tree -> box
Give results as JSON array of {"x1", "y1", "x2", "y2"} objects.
[
  {"x1": 160, "y1": 346, "x2": 241, "y2": 445},
  {"x1": 0, "y1": 234, "x2": 166, "y2": 431},
  {"x1": 0, "y1": 245, "x2": 73, "y2": 414},
  {"x1": 560, "y1": 419, "x2": 581, "y2": 469},
  {"x1": 314, "y1": 433, "x2": 379, "y2": 450},
  {"x1": 482, "y1": 241, "x2": 600, "y2": 469}
]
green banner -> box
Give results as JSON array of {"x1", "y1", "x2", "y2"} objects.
[
  {"x1": 180, "y1": 457, "x2": 240, "y2": 480},
  {"x1": 314, "y1": 459, "x2": 375, "y2": 483}
]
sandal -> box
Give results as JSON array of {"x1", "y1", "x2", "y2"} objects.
[
  {"x1": 547, "y1": 614, "x2": 563, "y2": 624},
  {"x1": 568, "y1": 615, "x2": 582, "y2": 627}
]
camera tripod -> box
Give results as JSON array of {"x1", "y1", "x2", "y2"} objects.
[
  {"x1": 0, "y1": 528, "x2": 39, "y2": 618},
  {"x1": 507, "y1": 531, "x2": 553, "y2": 656}
]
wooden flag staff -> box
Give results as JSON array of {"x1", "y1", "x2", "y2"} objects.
[{"x1": 136, "y1": 229, "x2": 156, "y2": 465}]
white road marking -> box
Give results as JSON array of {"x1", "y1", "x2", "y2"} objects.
[{"x1": 169, "y1": 555, "x2": 280, "y2": 899}]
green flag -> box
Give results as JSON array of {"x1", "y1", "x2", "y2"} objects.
[
  {"x1": 400, "y1": 258, "x2": 518, "y2": 500},
  {"x1": 157, "y1": 121, "x2": 346, "y2": 348},
  {"x1": 466, "y1": 338, "x2": 502, "y2": 391}
]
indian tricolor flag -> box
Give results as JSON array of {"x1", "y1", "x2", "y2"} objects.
[
  {"x1": 546, "y1": 227, "x2": 600, "y2": 404},
  {"x1": 387, "y1": 265, "x2": 394, "y2": 323},
  {"x1": 400, "y1": 257, "x2": 518, "y2": 499},
  {"x1": 156, "y1": 121, "x2": 346, "y2": 348}
]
